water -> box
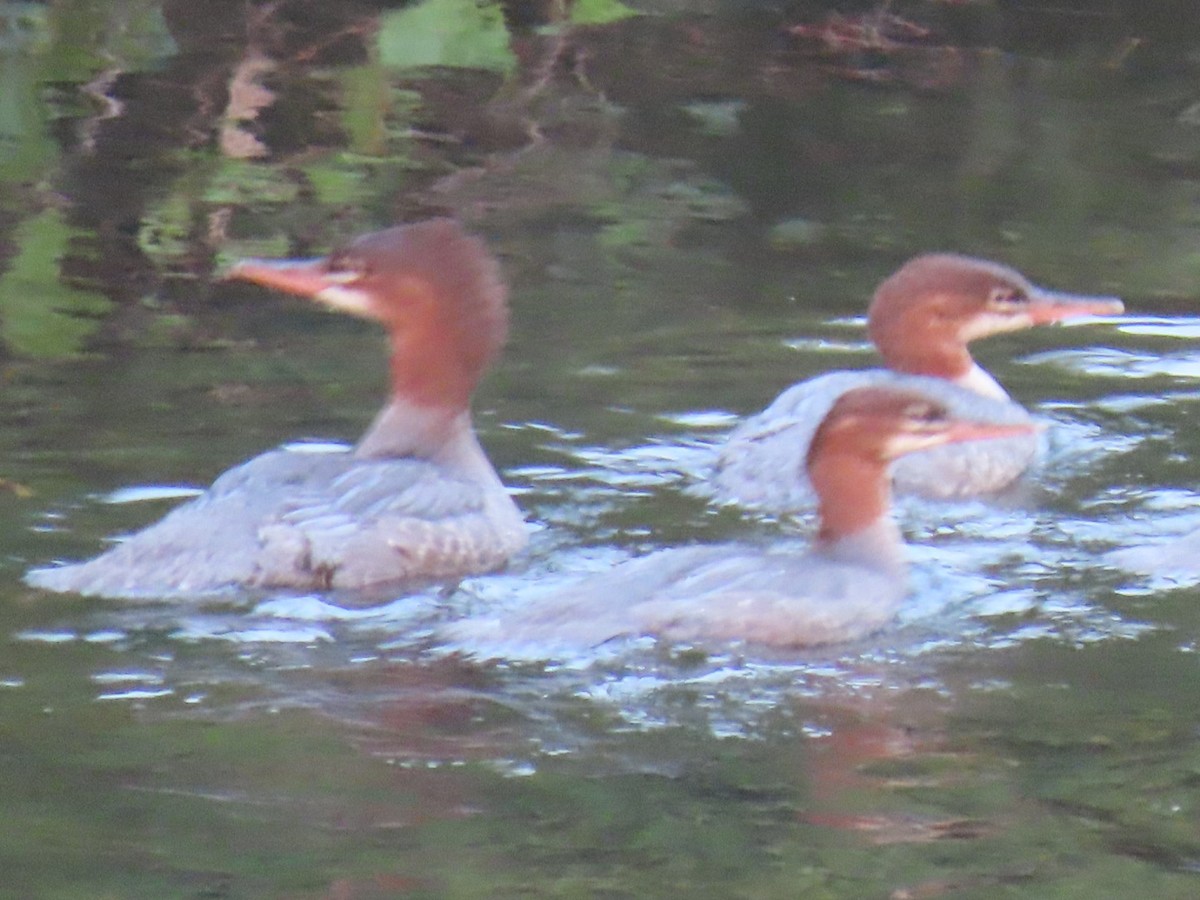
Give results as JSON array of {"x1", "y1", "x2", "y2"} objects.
[{"x1": 2, "y1": 0, "x2": 1200, "y2": 896}]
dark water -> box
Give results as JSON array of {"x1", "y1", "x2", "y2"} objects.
[{"x1": 3, "y1": 0, "x2": 1200, "y2": 896}]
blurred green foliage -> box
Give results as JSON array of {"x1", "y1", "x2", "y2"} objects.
[
  {"x1": 570, "y1": 0, "x2": 639, "y2": 25},
  {"x1": 0, "y1": 209, "x2": 111, "y2": 357},
  {"x1": 378, "y1": 0, "x2": 516, "y2": 71}
]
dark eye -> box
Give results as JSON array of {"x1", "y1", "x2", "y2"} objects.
[
  {"x1": 907, "y1": 402, "x2": 947, "y2": 424},
  {"x1": 989, "y1": 287, "x2": 1028, "y2": 308},
  {"x1": 325, "y1": 253, "x2": 366, "y2": 284}
]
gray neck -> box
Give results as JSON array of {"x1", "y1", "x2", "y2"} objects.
[
  {"x1": 354, "y1": 400, "x2": 503, "y2": 487},
  {"x1": 817, "y1": 517, "x2": 907, "y2": 577},
  {"x1": 953, "y1": 362, "x2": 1010, "y2": 401}
]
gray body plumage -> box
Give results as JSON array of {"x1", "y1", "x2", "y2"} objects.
[
  {"x1": 710, "y1": 369, "x2": 1038, "y2": 513},
  {"x1": 446, "y1": 520, "x2": 906, "y2": 655},
  {"x1": 26, "y1": 443, "x2": 526, "y2": 599},
  {"x1": 27, "y1": 218, "x2": 527, "y2": 600}
]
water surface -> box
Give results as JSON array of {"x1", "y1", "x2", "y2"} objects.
[{"x1": 3, "y1": 0, "x2": 1200, "y2": 896}]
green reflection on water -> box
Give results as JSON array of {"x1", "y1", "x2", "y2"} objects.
[
  {"x1": 0, "y1": 209, "x2": 111, "y2": 357},
  {"x1": 378, "y1": 0, "x2": 515, "y2": 73},
  {"x1": 1, "y1": 0, "x2": 1200, "y2": 897}
]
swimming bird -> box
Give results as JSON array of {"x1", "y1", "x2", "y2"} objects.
[
  {"x1": 710, "y1": 254, "x2": 1123, "y2": 513},
  {"x1": 27, "y1": 220, "x2": 527, "y2": 598},
  {"x1": 447, "y1": 386, "x2": 1036, "y2": 654}
]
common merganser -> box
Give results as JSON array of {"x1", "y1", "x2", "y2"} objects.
[
  {"x1": 711, "y1": 254, "x2": 1124, "y2": 512},
  {"x1": 446, "y1": 386, "x2": 1036, "y2": 653},
  {"x1": 27, "y1": 219, "x2": 527, "y2": 598}
]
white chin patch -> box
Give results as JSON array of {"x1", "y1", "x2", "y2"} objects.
[
  {"x1": 955, "y1": 364, "x2": 1010, "y2": 401},
  {"x1": 314, "y1": 284, "x2": 375, "y2": 317},
  {"x1": 886, "y1": 431, "x2": 948, "y2": 457},
  {"x1": 957, "y1": 311, "x2": 1032, "y2": 342}
]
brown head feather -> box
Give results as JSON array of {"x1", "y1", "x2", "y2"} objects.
[{"x1": 321, "y1": 220, "x2": 508, "y2": 409}]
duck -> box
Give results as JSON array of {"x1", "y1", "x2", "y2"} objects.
[
  {"x1": 446, "y1": 385, "x2": 1036, "y2": 653},
  {"x1": 710, "y1": 254, "x2": 1123, "y2": 513},
  {"x1": 27, "y1": 219, "x2": 527, "y2": 598}
]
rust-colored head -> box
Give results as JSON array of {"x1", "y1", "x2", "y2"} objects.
[
  {"x1": 808, "y1": 386, "x2": 1036, "y2": 469},
  {"x1": 807, "y1": 386, "x2": 1036, "y2": 542},
  {"x1": 867, "y1": 254, "x2": 1123, "y2": 381},
  {"x1": 227, "y1": 219, "x2": 508, "y2": 410}
]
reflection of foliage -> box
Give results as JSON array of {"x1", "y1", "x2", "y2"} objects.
[
  {"x1": 449, "y1": 145, "x2": 746, "y2": 257},
  {"x1": 142, "y1": 43, "x2": 428, "y2": 269},
  {"x1": 593, "y1": 156, "x2": 746, "y2": 255},
  {"x1": 0, "y1": 2, "x2": 47, "y2": 53},
  {"x1": 0, "y1": 209, "x2": 111, "y2": 357},
  {"x1": 220, "y1": 52, "x2": 275, "y2": 159},
  {"x1": 570, "y1": 0, "x2": 639, "y2": 26},
  {"x1": 137, "y1": 188, "x2": 194, "y2": 262},
  {"x1": 339, "y1": 61, "x2": 390, "y2": 156},
  {"x1": 0, "y1": 54, "x2": 54, "y2": 185},
  {"x1": 681, "y1": 100, "x2": 745, "y2": 138},
  {"x1": 205, "y1": 159, "x2": 302, "y2": 206},
  {"x1": 40, "y1": 0, "x2": 172, "y2": 81},
  {"x1": 338, "y1": 64, "x2": 421, "y2": 161},
  {"x1": 138, "y1": 157, "x2": 301, "y2": 269},
  {"x1": 377, "y1": 0, "x2": 515, "y2": 72}
]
